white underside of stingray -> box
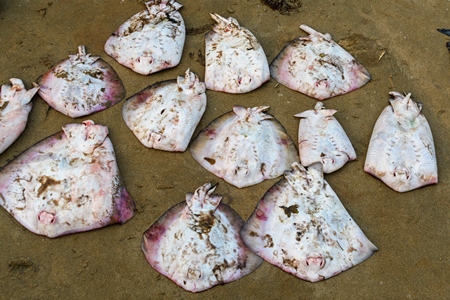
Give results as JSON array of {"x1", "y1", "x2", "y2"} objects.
[
  {"x1": 142, "y1": 183, "x2": 262, "y2": 293},
  {"x1": 295, "y1": 102, "x2": 356, "y2": 173},
  {"x1": 190, "y1": 106, "x2": 299, "y2": 188},
  {"x1": 0, "y1": 121, "x2": 135, "y2": 238},
  {"x1": 104, "y1": 0, "x2": 185, "y2": 75},
  {"x1": 122, "y1": 69, "x2": 206, "y2": 152},
  {"x1": 270, "y1": 25, "x2": 371, "y2": 100},
  {"x1": 35, "y1": 45, "x2": 126, "y2": 118},
  {"x1": 0, "y1": 78, "x2": 39, "y2": 154},
  {"x1": 364, "y1": 92, "x2": 438, "y2": 192},
  {"x1": 241, "y1": 162, "x2": 377, "y2": 282},
  {"x1": 204, "y1": 13, "x2": 270, "y2": 94}
]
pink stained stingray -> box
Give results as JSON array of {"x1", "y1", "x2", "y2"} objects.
[
  {"x1": 241, "y1": 162, "x2": 377, "y2": 282},
  {"x1": 0, "y1": 78, "x2": 39, "y2": 154},
  {"x1": 142, "y1": 183, "x2": 262, "y2": 292},
  {"x1": 0, "y1": 120, "x2": 135, "y2": 238},
  {"x1": 35, "y1": 45, "x2": 125, "y2": 118},
  {"x1": 270, "y1": 25, "x2": 370, "y2": 100}
]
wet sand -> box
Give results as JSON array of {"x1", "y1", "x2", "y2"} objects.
[{"x1": 0, "y1": 0, "x2": 449, "y2": 299}]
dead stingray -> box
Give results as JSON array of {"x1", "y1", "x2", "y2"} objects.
[
  {"x1": 0, "y1": 120, "x2": 135, "y2": 238},
  {"x1": 122, "y1": 69, "x2": 207, "y2": 152},
  {"x1": 295, "y1": 102, "x2": 356, "y2": 173},
  {"x1": 204, "y1": 13, "x2": 270, "y2": 93},
  {"x1": 35, "y1": 45, "x2": 126, "y2": 118},
  {"x1": 190, "y1": 106, "x2": 299, "y2": 188},
  {"x1": 270, "y1": 25, "x2": 371, "y2": 100},
  {"x1": 104, "y1": 0, "x2": 185, "y2": 75},
  {"x1": 0, "y1": 78, "x2": 39, "y2": 154},
  {"x1": 364, "y1": 92, "x2": 437, "y2": 192},
  {"x1": 142, "y1": 183, "x2": 262, "y2": 293},
  {"x1": 241, "y1": 162, "x2": 377, "y2": 282}
]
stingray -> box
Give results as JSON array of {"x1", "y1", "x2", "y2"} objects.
[
  {"x1": 142, "y1": 183, "x2": 262, "y2": 293},
  {"x1": 295, "y1": 102, "x2": 356, "y2": 173},
  {"x1": 241, "y1": 162, "x2": 377, "y2": 282},
  {"x1": 104, "y1": 0, "x2": 185, "y2": 75},
  {"x1": 270, "y1": 25, "x2": 371, "y2": 100},
  {"x1": 364, "y1": 92, "x2": 438, "y2": 192},
  {"x1": 35, "y1": 45, "x2": 126, "y2": 118},
  {"x1": 0, "y1": 120, "x2": 135, "y2": 238},
  {"x1": 190, "y1": 106, "x2": 299, "y2": 188},
  {"x1": 204, "y1": 13, "x2": 270, "y2": 94},
  {"x1": 122, "y1": 69, "x2": 207, "y2": 152},
  {"x1": 0, "y1": 78, "x2": 39, "y2": 154}
]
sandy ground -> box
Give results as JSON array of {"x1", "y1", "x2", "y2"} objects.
[{"x1": 0, "y1": 0, "x2": 449, "y2": 299}]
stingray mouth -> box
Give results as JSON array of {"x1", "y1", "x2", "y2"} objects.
[
  {"x1": 321, "y1": 155, "x2": 335, "y2": 165},
  {"x1": 234, "y1": 165, "x2": 249, "y2": 176},
  {"x1": 393, "y1": 166, "x2": 411, "y2": 180},
  {"x1": 136, "y1": 55, "x2": 154, "y2": 65},
  {"x1": 314, "y1": 79, "x2": 329, "y2": 89},
  {"x1": 237, "y1": 74, "x2": 251, "y2": 85},
  {"x1": 37, "y1": 210, "x2": 56, "y2": 225},
  {"x1": 148, "y1": 132, "x2": 163, "y2": 143},
  {"x1": 305, "y1": 253, "x2": 326, "y2": 269}
]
